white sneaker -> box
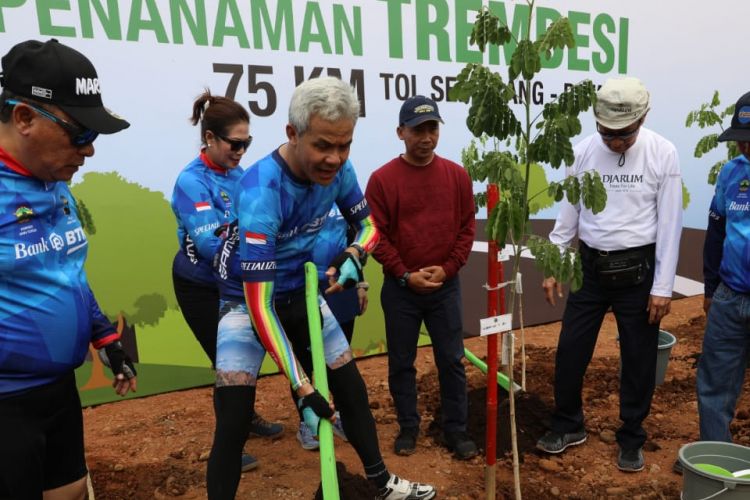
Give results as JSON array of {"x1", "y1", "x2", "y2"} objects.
[{"x1": 376, "y1": 474, "x2": 436, "y2": 500}]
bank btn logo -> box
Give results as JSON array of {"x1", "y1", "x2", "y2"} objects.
[
  {"x1": 739, "y1": 106, "x2": 750, "y2": 125},
  {"x1": 14, "y1": 205, "x2": 34, "y2": 222},
  {"x1": 740, "y1": 179, "x2": 750, "y2": 192}
]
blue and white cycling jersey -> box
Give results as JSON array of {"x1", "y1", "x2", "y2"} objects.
[
  {"x1": 215, "y1": 148, "x2": 374, "y2": 300},
  {"x1": 171, "y1": 153, "x2": 244, "y2": 285},
  {"x1": 705, "y1": 154, "x2": 750, "y2": 294},
  {"x1": 0, "y1": 150, "x2": 117, "y2": 397}
]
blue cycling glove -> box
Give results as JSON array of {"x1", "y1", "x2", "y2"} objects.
[
  {"x1": 298, "y1": 390, "x2": 334, "y2": 437},
  {"x1": 328, "y1": 251, "x2": 364, "y2": 289}
]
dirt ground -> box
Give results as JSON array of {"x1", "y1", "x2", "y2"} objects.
[{"x1": 83, "y1": 295, "x2": 750, "y2": 499}]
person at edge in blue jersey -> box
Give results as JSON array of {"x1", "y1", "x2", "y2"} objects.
[
  {"x1": 208, "y1": 77, "x2": 436, "y2": 500},
  {"x1": 680, "y1": 91, "x2": 750, "y2": 475},
  {"x1": 0, "y1": 39, "x2": 136, "y2": 499},
  {"x1": 170, "y1": 91, "x2": 283, "y2": 472}
]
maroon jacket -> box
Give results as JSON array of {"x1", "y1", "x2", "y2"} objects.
[{"x1": 365, "y1": 154, "x2": 475, "y2": 279}]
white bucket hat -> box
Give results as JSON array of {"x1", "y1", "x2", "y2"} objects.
[{"x1": 594, "y1": 77, "x2": 650, "y2": 130}]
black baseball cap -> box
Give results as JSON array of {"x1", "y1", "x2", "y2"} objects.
[
  {"x1": 0, "y1": 39, "x2": 129, "y2": 134},
  {"x1": 718, "y1": 91, "x2": 750, "y2": 142},
  {"x1": 399, "y1": 95, "x2": 444, "y2": 127}
]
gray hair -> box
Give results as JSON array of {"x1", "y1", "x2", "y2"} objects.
[{"x1": 288, "y1": 77, "x2": 360, "y2": 135}]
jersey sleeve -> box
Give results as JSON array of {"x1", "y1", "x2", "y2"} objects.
[
  {"x1": 703, "y1": 164, "x2": 729, "y2": 298},
  {"x1": 171, "y1": 170, "x2": 226, "y2": 261},
  {"x1": 236, "y1": 168, "x2": 309, "y2": 390},
  {"x1": 88, "y1": 286, "x2": 119, "y2": 349},
  {"x1": 335, "y1": 161, "x2": 378, "y2": 253}
]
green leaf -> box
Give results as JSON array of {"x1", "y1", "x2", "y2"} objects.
[
  {"x1": 581, "y1": 171, "x2": 607, "y2": 214},
  {"x1": 535, "y1": 17, "x2": 575, "y2": 54},
  {"x1": 694, "y1": 134, "x2": 719, "y2": 158},
  {"x1": 495, "y1": 201, "x2": 509, "y2": 247},
  {"x1": 486, "y1": 203, "x2": 500, "y2": 239},
  {"x1": 707, "y1": 160, "x2": 724, "y2": 185},
  {"x1": 571, "y1": 252, "x2": 583, "y2": 291}
]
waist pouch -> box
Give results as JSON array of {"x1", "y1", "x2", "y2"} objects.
[{"x1": 594, "y1": 249, "x2": 650, "y2": 289}]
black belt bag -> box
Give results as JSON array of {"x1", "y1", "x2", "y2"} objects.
[{"x1": 593, "y1": 248, "x2": 651, "y2": 289}]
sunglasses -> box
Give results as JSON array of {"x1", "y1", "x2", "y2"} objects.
[
  {"x1": 215, "y1": 133, "x2": 252, "y2": 152},
  {"x1": 597, "y1": 121, "x2": 641, "y2": 142},
  {"x1": 5, "y1": 99, "x2": 98, "y2": 146}
]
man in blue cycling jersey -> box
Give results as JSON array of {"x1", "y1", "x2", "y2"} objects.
[
  {"x1": 0, "y1": 39, "x2": 135, "y2": 499},
  {"x1": 208, "y1": 77, "x2": 436, "y2": 500}
]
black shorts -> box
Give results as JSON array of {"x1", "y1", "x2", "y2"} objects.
[{"x1": 0, "y1": 373, "x2": 87, "y2": 498}]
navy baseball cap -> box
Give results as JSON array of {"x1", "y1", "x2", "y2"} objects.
[
  {"x1": 0, "y1": 39, "x2": 129, "y2": 134},
  {"x1": 718, "y1": 91, "x2": 750, "y2": 142},
  {"x1": 399, "y1": 95, "x2": 444, "y2": 127}
]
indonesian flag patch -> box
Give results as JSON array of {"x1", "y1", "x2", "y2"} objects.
[
  {"x1": 245, "y1": 231, "x2": 267, "y2": 245},
  {"x1": 194, "y1": 202, "x2": 211, "y2": 212}
]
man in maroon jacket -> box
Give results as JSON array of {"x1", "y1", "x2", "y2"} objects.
[{"x1": 365, "y1": 96, "x2": 477, "y2": 460}]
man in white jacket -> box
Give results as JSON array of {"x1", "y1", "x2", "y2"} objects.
[{"x1": 536, "y1": 77, "x2": 682, "y2": 472}]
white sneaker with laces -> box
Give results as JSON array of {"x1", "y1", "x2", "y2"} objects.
[{"x1": 376, "y1": 474, "x2": 436, "y2": 500}]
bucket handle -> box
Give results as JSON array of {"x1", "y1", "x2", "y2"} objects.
[{"x1": 681, "y1": 482, "x2": 738, "y2": 500}]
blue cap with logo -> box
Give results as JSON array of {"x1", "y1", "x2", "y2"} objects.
[
  {"x1": 399, "y1": 95, "x2": 444, "y2": 127},
  {"x1": 718, "y1": 91, "x2": 750, "y2": 142}
]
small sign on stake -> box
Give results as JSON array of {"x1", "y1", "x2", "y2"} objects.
[{"x1": 479, "y1": 313, "x2": 512, "y2": 337}]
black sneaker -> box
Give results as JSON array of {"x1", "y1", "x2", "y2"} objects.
[
  {"x1": 617, "y1": 447, "x2": 644, "y2": 472},
  {"x1": 673, "y1": 459, "x2": 684, "y2": 475},
  {"x1": 444, "y1": 431, "x2": 478, "y2": 460},
  {"x1": 394, "y1": 426, "x2": 419, "y2": 456},
  {"x1": 536, "y1": 429, "x2": 588, "y2": 454},
  {"x1": 248, "y1": 413, "x2": 283, "y2": 438}
]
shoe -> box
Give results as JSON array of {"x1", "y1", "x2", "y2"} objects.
[
  {"x1": 394, "y1": 426, "x2": 418, "y2": 456},
  {"x1": 240, "y1": 453, "x2": 258, "y2": 472},
  {"x1": 536, "y1": 429, "x2": 588, "y2": 454},
  {"x1": 444, "y1": 431, "x2": 478, "y2": 460},
  {"x1": 617, "y1": 447, "x2": 644, "y2": 472},
  {"x1": 376, "y1": 474, "x2": 436, "y2": 500},
  {"x1": 673, "y1": 459, "x2": 684, "y2": 475},
  {"x1": 248, "y1": 412, "x2": 283, "y2": 438},
  {"x1": 296, "y1": 421, "x2": 319, "y2": 451},
  {"x1": 332, "y1": 411, "x2": 348, "y2": 441}
]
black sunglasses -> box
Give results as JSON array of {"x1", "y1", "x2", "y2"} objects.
[
  {"x1": 215, "y1": 133, "x2": 252, "y2": 152},
  {"x1": 5, "y1": 99, "x2": 98, "y2": 146},
  {"x1": 597, "y1": 121, "x2": 642, "y2": 142}
]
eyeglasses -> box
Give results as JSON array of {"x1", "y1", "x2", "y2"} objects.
[
  {"x1": 215, "y1": 133, "x2": 252, "y2": 152},
  {"x1": 5, "y1": 99, "x2": 98, "y2": 146},
  {"x1": 597, "y1": 121, "x2": 641, "y2": 142}
]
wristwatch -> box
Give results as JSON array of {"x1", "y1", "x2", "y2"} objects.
[{"x1": 398, "y1": 272, "x2": 410, "y2": 288}]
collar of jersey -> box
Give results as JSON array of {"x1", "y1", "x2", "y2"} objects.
[
  {"x1": 274, "y1": 147, "x2": 312, "y2": 186},
  {"x1": 200, "y1": 151, "x2": 228, "y2": 174},
  {"x1": 0, "y1": 146, "x2": 32, "y2": 177}
]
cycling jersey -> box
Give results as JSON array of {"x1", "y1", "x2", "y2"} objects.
[
  {"x1": 0, "y1": 149, "x2": 117, "y2": 397},
  {"x1": 214, "y1": 148, "x2": 377, "y2": 389},
  {"x1": 171, "y1": 153, "x2": 243, "y2": 285},
  {"x1": 311, "y1": 206, "x2": 349, "y2": 282},
  {"x1": 704, "y1": 154, "x2": 750, "y2": 295}
]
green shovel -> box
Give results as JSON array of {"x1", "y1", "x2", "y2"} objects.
[{"x1": 304, "y1": 262, "x2": 340, "y2": 499}]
